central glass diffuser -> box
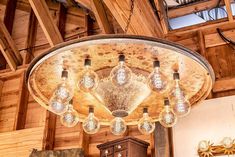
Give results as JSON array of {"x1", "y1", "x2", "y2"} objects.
[{"x1": 26, "y1": 35, "x2": 214, "y2": 135}]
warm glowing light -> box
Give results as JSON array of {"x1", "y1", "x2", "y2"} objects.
[
  {"x1": 171, "y1": 72, "x2": 191, "y2": 117},
  {"x1": 138, "y1": 108, "x2": 155, "y2": 135},
  {"x1": 148, "y1": 60, "x2": 168, "y2": 93},
  {"x1": 110, "y1": 54, "x2": 132, "y2": 86},
  {"x1": 78, "y1": 58, "x2": 99, "y2": 92},
  {"x1": 159, "y1": 98, "x2": 177, "y2": 127},
  {"x1": 110, "y1": 117, "x2": 127, "y2": 135},
  {"x1": 60, "y1": 102, "x2": 79, "y2": 127},
  {"x1": 198, "y1": 140, "x2": 210, "y2": 152},
  {"x1": 221, "y1": 137, "x2": 234, "y2": 149},
  {"x1": 83, "y1": 107, "x2": 100, "y2": 134}
]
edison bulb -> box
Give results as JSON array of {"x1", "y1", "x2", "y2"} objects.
[
  {"x1": 171, "y1": 72, "x2": 191, "y2": 117},
  {"x1": 221, "y1": 137, "x2": 234, "y2": 149},
  {"x1": 60, "y1": 104, "x2": 79, "y2": 127},
  {"x1": 49, "y1": 99, "x2": 67, "y2": 114},
  {"x1": 110, "y1": 54, "x2": 132, "y2": 86},
  {"x1": 159, "y1": 99, "x2": 177, "y2": 128},
  {"x1": 83, "y1": 107, "x2": 100, "y2": 134},
  {"x1": 138, "y1": 108, "x2": 155, "y2": 135},
  {"x1": 198, "y1": 140, "x2": 209, "y2": 152},
  {"x1": 51, "y1": 69, "x2": 74, "y2": 104},
  {"x1": 148, "y1": 60, "x2": 168, "y2": 93},
  {"x1": 78, "y1": 58, "x2": 99, "y2": 92},
  {"x1": 110, "y1": 117, "x2": 127, "y2": 135}
]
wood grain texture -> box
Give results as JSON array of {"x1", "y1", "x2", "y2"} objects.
[
  {"x1": 103, "y1": 0, "x2": 163, "y2": 37},
  {"x1": 3, "y1": 0, "x2": 17, "y2": 34},
  {"x1": 28, "y1": 0, "x2": 63, "y2": 46}
]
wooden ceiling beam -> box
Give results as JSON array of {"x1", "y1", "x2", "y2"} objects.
[
  {"x1": 28, "y1": 0, "x2": 63, "y2": 47},
  {"x1": 154, "y1": 0, "x2": 169, "y2": 34},
  {"x1": 13, "y1": 71, "x2": 29, "y2": 130},
  {"x1": 213, "y1": 77, "x2": 235, "y2": 93},
  {"x1": 0, "y1": 20, "x2": 22, "y2": 65},
  {"x1": 103, "y1": 0, "x2": 163, "y2": 37},
  {"x1": 0, "y1": 39, "x2": 17, "y2": 71},
  {"x1": 90, "y1": 0, "x2": 114, "y2": 34},
  {"x1": 168, "y1": 0, "x2": 226, "y2": 19},
  {"x1": 4, "y1": 0, "x2": 17, "y2": 34},
  {"x1": 224, "y1": 0, "x2": 234, "y2": 22},
  {"x1": 57, "y1": 3, "x2": 67, "y2": 39},
  {"x1": 75, "y1": 0, "x2": 92, "y2": 10}
]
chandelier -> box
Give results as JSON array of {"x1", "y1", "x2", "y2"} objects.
[{"x1": 26, "y1": 35, "x2": 214, "y2": 135}]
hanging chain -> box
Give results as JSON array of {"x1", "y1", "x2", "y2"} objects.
[{"x1": 124, "y1": 0, "x2": 135, "y2": 34}]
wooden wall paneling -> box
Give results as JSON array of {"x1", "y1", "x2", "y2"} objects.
[
  {"x1": 3, "y1": 0, "x2": 17, "y2": 34},
  {"x1": 22, "y1": 9, "x2": 37, "y2": 65},
  {"x1": 0, "y1": 127, "x2": 44, "y2": 157},
  {"x1": 28, "y1": 0, "x2": 63, "y2": 47},
  {"x1": 154, "y1": 0, "x2": 169, "y2": 34},
  {"x1": 90, "y1": 0, "x2": 114, "y2": 34},
  {"x1": 103, "y1": 0, "x2": 163, "y2": 37},
  {"x1": 152, "y1": 122, "x2": 173, "y2": 157},
  {"x1": 84, "y1": 13, "x2": 93, "y2": 37},
  {"x1": 197, "y1": 30, "x2": 207, "y2": 58},
  {"x1": 57, "y1": 3, "x2": 67, "y2": 39},
  {"x1": 42, "y1": 111, "x2": 57, "y2": 150},
  {"x1": 0, "y1": 79, "x2": 3, "y2": 98},
  {"x1": 13, "y1": 71, "x2": 29, "y2": 130}
]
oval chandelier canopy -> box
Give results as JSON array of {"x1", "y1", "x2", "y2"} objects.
[{"x1": 26, "y1": 35, "x2": 214, "y2": 134}]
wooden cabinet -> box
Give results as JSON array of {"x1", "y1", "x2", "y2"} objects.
[{"x1": 97, "y1": 137, "x2": 149, "y2": 157}]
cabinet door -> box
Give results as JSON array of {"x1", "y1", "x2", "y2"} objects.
[{"x1": 114, "y1": 150, "x2": 127, "y2": 157}]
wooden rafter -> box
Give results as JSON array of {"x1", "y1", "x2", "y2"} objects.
[
  {"x1": 23, "y1": 10, "x2": 38, "y2": 65},
  {"x1": 154, "y1": 0, "x2": 169, "y2": 34},
  {"x1": 90, "y1": 0, "x2": 114, "y2": 34},
  {"x1": 3, "y1": 0, "x2": 17, "y2": 34},
  {"x1": 103, "y1": 0, "x2": 163, "y2": 37},
  {"x1": 224, "y1": 0, "x2": 234, "y2": 22},
  {"x1": 75, "y1": 0, "x2": 92, "y2": 10},
  {"x1": 57, "y1": 3, "x2": 67, "y2": 39},
  {"x1": 28, "y1": 0, "x2": 63, "y2": 47},
  {"x1": 168, "y1": 0, "x2": 226, "y2": 19},
  {"x1": 0, "y1": 39, "x2": 16, "y2": 71},
  {"x1": 0, "y1": 20, "x2": 22, "y2": 66}
]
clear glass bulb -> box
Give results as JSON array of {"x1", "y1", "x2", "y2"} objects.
[
  {"x1": 78, "y1": 59, "x2": 99, "y2": 92},
  {"x1": 159, "y1": 102, "x2": 177, "y2": 128},
  {"x1": 110, "y1": 55, "x2": 132, "y2": 86},
  {"x1": 83, "y1": 108, "x2": 100, "y2": 134},
  {"x1": 171, "y1": 79, "x2": 191, "y2": 117},
  {"x1": 51, "y1": 69, "x2": 74, "y2": 104},
  {"x1": 221, "y1": 137, "x2": 234, "y2": 149},
  {"x1": 138, "y1": 109, "x2": 155, "y2": 135},
  {"x1": 198, "y1": 140, "x2": 209, "y2": 152},
  {"x1": 148, "y1": 61, "x2": 168, "y2": 93},
  {"x1": 49, "y1": 98, "x2": 67, "y2": 114},
  {"x1": 60, "y1": 104, "x2": 79, "y2": 127},
  {"x1": 110, "y1": 117, "x2": 127, "y2": 135}
]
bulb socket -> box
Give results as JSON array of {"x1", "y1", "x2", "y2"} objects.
[
  {"x1": 69, "y1": 99, "x2": 73, "y2": 105},
  {"x1": 153, "y1": 60, "x2": 160, "y2": 68},
  {"x1": 173, "y1": 72, "x2": 180, "y2": 80},
  {"x1": 89, "y1": 107, "x2": 94, "y2": 113},
  {"x1": 61, "y1": 69, "x2": 68, "y2": 78},
  {"x1": 84, "y1": 58, "x2": 91, "y2": 66},
  {"x1": 143, "y1": 108, "x2": 148, "y2": 113},
  {"x1": 164, "y1": 98, "x2": 170, "y2": 106},
  {"x1": 119, "y1": 54, "x2": 125, "y2": 62}
]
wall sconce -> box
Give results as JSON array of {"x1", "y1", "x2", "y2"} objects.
[{"x1": 198, "y1": 137, "x2": 235, "y2": 157}]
